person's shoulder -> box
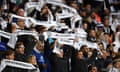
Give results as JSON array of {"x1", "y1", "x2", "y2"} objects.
[{"x1": 31, "y1": 50, "x2": 36, "y2": 54}]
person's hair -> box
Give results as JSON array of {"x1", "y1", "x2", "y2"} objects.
[
  {"x1": 27, "y1": 55, "x2": 38, "y2": 67},
  {"x1": 15, "y1": 42, "x2": 24, "y2": 49},
  {"x1": 77, "y1": 50, "x2": 83, "y2": 54},
  {"x1": 88, "y1": 65, "x2": 97, "y2": 71},
  {"x1": 17, "y1": 8, "x2": 24, "y2": 14},
  {"x1": 27, "y1": 55, "x2": 36, "y2": 63},
  {"x1": 5, "y1": 49, "x2": 14, "y2": 56},
  {"x1": 89, "y1": 29, "x2": 95, "y2": 33},
  {"x1": 80, "y1": 45, "x2": 87, "y2": 51},
  {"x1": 35, "y1": 25, "x2": 46, "y2": 33}
]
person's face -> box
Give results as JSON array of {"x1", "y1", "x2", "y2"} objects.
[
  {"x1": 71, "y1": 3, "x2": 78, "y2": 10},
  {"x1": 77, "y1": 51, "x2": 83, "y2": 59},
  {"x1": 36, "y1": 41, "x2": 44, "y2": 51},
  {"x1": 41, "y1": 6, "x2": 48, "y2": 14},
  {"x1": 82, "y1": 23, "x2": 88, "y2": 30},
  {"x1": 104, "y1": 19, "x2": 109, "y2": 26},
  {"x1": 89, "y1": 30, "x2": 96, "y2": 37},
  {"x1": 88, "y1": 51, "x2": 92, "y2": 58},
  {"x1": 91, "y1": 12, "x2": 96, "y2": 18},
  {"x1": 17, "y1": 20, "x2": 25, "y2": 28},
  {"x1": 6, "y1": 53, "x2": 15, "y2": 60},
  {"x1": 98, "y1": 44, "x2": 104, "y2": 50},
  {"x1": 17, "y1": 44, "x2": 25, "y2": 54},
  {"x1": 101, "y1": 50, "x2": 108, "y2": 59},
  {"x1": 83, "y1": 46, "x2": 88, "y2": 52},
  {"x1": 104, "y1": 34, "x2": 109, "y2": 42},
  {"x1": 114, "y1": 61, "x2": 120, "y2": 69},
  {"x1": 86, "y1": 4, "x2": 91, "y2": 11},
  {"x1": 30, "y1": 56, "x2": 37, "y2": 65},
  {"x1": 91, "y1": 67, "x2": 97, "y2": 72},
  {"x1": 17, "y1": 9, "x2": 24, "y2": 16},
  {"x1": 87, "y1": 16, "x2": 92, "y2": 23},
  {"x1": 109, "y1": 45, "x2": 114, "y2": 51},
  {"x1": 80, "y1": 11, "x2": 86, "y2": 17},
  {"x1": 104, "y1": 9, "x2": 110, "y2": 15}
]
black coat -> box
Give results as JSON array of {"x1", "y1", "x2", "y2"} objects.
[
  {"x1": 73, "y1": 58, "x2": 88, "y2": 72},
  {"x1": 103, "y1": 26, "x2": 113, "y2": 35},
  {"x1": 49, "y1": 53, "x2": 68, "y2": 72},
  {"x1": 15, "y1": 53, "x2": 26, "y2": 62}
]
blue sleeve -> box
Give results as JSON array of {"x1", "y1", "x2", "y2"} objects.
[
  {"x1": 12, "y1": 18, "x2": 17, "y2": 23},
  {"x1": 31, "y1": 50, "x2": 45, "y2": 65},
  {"x1": 37, "y1": 55, "x2": 45, "y2": 65}
]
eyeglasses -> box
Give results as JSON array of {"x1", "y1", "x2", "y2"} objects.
[{"x1": 18, "y1": 46, "x2": 25, "y2": 48}]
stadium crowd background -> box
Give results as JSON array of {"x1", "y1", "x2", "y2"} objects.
[{"x1": 0, "y1": 0, "x2": 120, "y2": 72}]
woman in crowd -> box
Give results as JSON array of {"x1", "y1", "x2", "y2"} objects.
[{"x1": 27, "y1": 55, "x2": 40, "y2": 72}]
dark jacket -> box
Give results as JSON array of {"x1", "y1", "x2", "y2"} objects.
[
  {"x1": 15, "y1": 52, "x2": 26, "y2": 62},
  {"x1": 103, "y1": 26, "x2": 113, "y2": 35},
  {"x1": 49, "y1": 53, "x2": 68, "y2": 72},
  {"x1": 73, "y1": 58, "x2": 88, "y2": 72}
]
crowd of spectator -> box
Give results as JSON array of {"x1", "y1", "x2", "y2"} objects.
[{"x1": 0, "y1": 0, "x2": 120, "y2": 72}]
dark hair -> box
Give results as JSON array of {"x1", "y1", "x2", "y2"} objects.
[
  {"x1": 35, "y1": 25, "x2": 46, "y2": 33},
  {"x1": 5, "y1": 49, "x2": 14, "y2": 56},
  {"x1": 88, "y1": 65, "x2": 97, "y2": 71},
  {"x1": 80, "y1": 45, "x2": 87, "y2": 51},
  {"x1": 88, "y1": 29, "x2": 95, "y2": 34},
  {"x1": 15, "y1": 42, "x2": 24, "y2": 49},
  {"x1": 77, "y1": 50, "x2": 83, "y2": 54}
]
